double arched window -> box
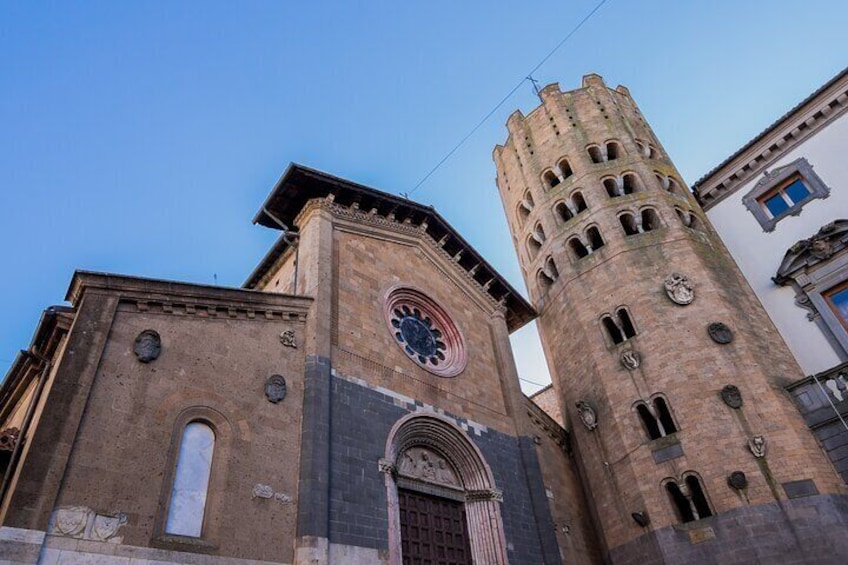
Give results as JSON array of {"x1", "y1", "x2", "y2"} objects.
[
  {"x1": 601, "y1": 308, "x2": 637, "y2": 345},
  {"x1": 634, "y1": 396, "x2": 678, "y2": 440},
  {"x1": 664, "y1": 473, "x2": 713, "y2": 523}
]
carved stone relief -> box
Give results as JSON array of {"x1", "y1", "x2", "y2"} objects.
[
  {"x1": 575, "y1": 400, "x2": 598, "y2": 431},
  {"x1": 664, "y1": 273, "x2": 694, "y2": 305},
  {"x1": 264, "y1": 375, "x2": 287, "y2": 403},
  {"x1": 620, "y1": 350, "x2": 641, "y2": 370},
  {"x1": 707, "y1": 322, "x2": 733, "y2": 344},
  {"x1": 280, "y1": 330, "x2": 297, "y2": 348},
  {"x1": 825, "y1": 374, "x2": 848, "y2": 402},
  {"x1": 133, "y1": 330, "x2": 161, "y2": 363},
  {"x1": 721, "y1": 385, "x2": 743, "y2": 409},
  {"x1": 252, "y1": 483, "x2": 293, "y2": 503},
  {"x1": 727, "y1": 471, "x2": 748, "y2": 490},
  {"x1": 748, "y1": 435, "x2": 767, "y2": 458},
  {"x1": 50, "y1": 506, "x2": 126, "y2": 543},
  {"x1": 397, "y1": 446, "x2": 458, "y2": 487},
  {"x1": 0, "y1": 427, "x2": 20, "y2": 452}
]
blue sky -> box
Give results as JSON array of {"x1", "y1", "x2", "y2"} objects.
[{"x1": 1, "y1": 1, "x2": 845, "y2": 392}]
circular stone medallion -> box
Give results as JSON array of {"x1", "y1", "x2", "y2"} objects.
[
  {"x1": 133, "y1": 330, "x2": 161, "y2": 363},
  {"x1": 384, "y1": 287, "x2": 466, "y2": 378},
  {"x1": 728, "y1": 471, "x2": 748, "y2": 490}
]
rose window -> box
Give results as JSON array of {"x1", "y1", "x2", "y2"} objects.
[{"x1": 384, "y1": 287, "x2": 467, "y2": 377}]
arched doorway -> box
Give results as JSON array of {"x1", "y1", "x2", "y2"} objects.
[{"x1": 380, "y1": 413, "x2": 509, "y2": 564}]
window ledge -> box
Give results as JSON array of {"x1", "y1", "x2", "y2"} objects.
[{"x1": 153, "y1": 534, "x2": 218, "y2": 554}]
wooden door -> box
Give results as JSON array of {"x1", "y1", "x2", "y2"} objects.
[{"x1": 399, "y1": 489, "x2": 473, "y2": 565}]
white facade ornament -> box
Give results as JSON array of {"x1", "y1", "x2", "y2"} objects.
[
  {"x1": 575, "y1": 400, "x2": 598, "y2": 431},
  {"x1": 252, "y1": 484, "x2": 274, "y2": 499},
  {"x1": 50, "y1": 506, "x2": 126, "y2": 543},
  {"x1": 620, "y1": 350, "x2": 641, "y2": 370},
  {"x1": 664, "y1": 273, "x2": 695, "y2": 305},
  {"x1": 280, "y1": 330, "x2": 297, "y2": 348},
  {"x1": 748, "y1": 435, "x2": 767, "y2": 458}
]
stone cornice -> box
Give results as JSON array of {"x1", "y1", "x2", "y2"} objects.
[
  {"x1": 695, "y1": 67, "x2": 848, "y2": 210},
  {"x1": 67, "y1": 271, "x2": 311, "y2": 322}
]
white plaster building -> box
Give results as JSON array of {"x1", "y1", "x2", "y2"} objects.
[{"x1": 694, "y1": 68, "x2": 848, "y2": 376}]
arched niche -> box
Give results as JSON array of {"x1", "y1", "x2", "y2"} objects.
[{"x1": 380, "y1": 413, "x2": 508, "y2": 565}]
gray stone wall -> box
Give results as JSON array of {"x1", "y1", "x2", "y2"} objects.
[
  {"x1": 607, "y1": 494, "x2": 848, "y2": 565},
  {"x1": 324, "y1": 373, "x2": 560, "y2": 564}
]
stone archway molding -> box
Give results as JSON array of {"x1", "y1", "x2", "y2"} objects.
[{"x1": 381, "y1": 412, "x2": 509, "y2": 564}]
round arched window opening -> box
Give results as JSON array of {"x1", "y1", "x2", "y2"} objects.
[{"x1": 384, "y1": 287, "x2": 467, "y2": 377}]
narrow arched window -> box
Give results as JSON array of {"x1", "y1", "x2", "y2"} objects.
[
  {"x1": 587, "y1": 145, "x2": 603, "y2": 164},
  {"x1": 558, "y1": 158, "x2": 573, "y2": 179},
  {"x1": 586, "y1": 226, "x2": 604, "y2": 250},
  {"x1": 688, "y1": 213, "x2": 703, "y2": 231},
  {"x1": 654, "y1": 397, "x2": 677, "y2": 434},
  {"x1": 603, "y1": 177, "x2": 620, "y2": 198},
  {"x1": 527, "y1": 236, "x2": 542, "y2": 259},
  {"x1": 606, "y1": 141, "x2": 621, "y2": 161},
  {"x1": 675, "y1": 207, "x2": 688, "y2": 226},
  {"x1": 666, "y1": 482, "x2": 695, "y2": 523},
  {"x1": 534, "y1": 222, "x2": 546, "y2": 243},
  {"x1": 569, "y1": 237, "x2": 590, "y2": 260},
  {"x1": 636, "y1": 140, "x2": 647, "y2": 157},
  {"x1": 555, "y1": 202, "x2": 573, "y2": 223},
  {"x1": 572, "y1": 191, "x2": 588, "y2": 213},
  {"x1": 648, "y1": 145, "x2": 660, "y2": 160},
  {"x1": 622, "y1": 173, "x2": 639, "y2": 195},
  {"x1": 667, "y1": 178, "x2": 680, "y2": 195},
  {"x1": 637, "y1": 404, "x2": 662, "y2": 440},
  {"x1": 686, "y1": 475, "x2": 712, "y2": 519},
  {"x1": 641, "y1": 209, "x2": 661, "y2": 232},
  {"x1": 542, "y1": 169, "x2": 559, "y2": 189},
  {"x1": 620, "y1": 213, "x2": 639, "y2": 236},
  {"x1": 617, "y1": 308, "x2": 636, "y2": 338},
  {"x1": 602, "y1": 315, "x2": 624, "y2": 344},
  {"x1": 166, "y1": 422, "x2": 215, "y2": 537}
]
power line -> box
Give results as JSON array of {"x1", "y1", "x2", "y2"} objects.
[
  {"x1": 408, "y1": 0, "x2": 610, "y2": 197},
  {"x1": 519, "y1": 376, "x2": 552, "y2": 388}
]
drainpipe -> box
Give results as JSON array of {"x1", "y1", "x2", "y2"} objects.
[{"x1": 0, "y1": 349, "x2": 51, "y2": 507}]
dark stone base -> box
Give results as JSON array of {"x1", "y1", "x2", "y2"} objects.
[{"x1": 608, "y1": 494, "x2": 848, "y2": 565}]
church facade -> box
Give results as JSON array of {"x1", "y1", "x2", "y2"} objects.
[{"x1": 1, "y1": 74, "x2": 847, "y2": 565}]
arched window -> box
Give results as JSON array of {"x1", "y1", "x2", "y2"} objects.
[
  {"x1": 602, "y1": 315, "x2": 624, "y2": 344},
  {"x1": 165, "y1": 422, "x2": 215, "y2": 537},
  {"x1": 557, "y1": 158, "x2": 573, "y2": 179},
  {"x1": 688, "y1": 213, "x2": 703, "y2": 231},
  {"x1": 572, "y1": 191, "x2": 588, "y2": 213},
  {"x1": 654, "y1": 397, "x2": 677, "y2": 435},
  {"x1": 517, "y1": 191, "x2": 534, "y2": 226},
  {"x1": 587, "y1": 145, "x2": 604, "y2": 164},
  {"x1": 637, "y1": 404, "x2": 661, "y2": 439},
  {"x1": 619, "y1": 212, "x2": 639, "y2": 236},
  {"x1": 542, "y1": 169, "x2": 559, "y2": 189},
  {"x1": 586, "y1": 226, "x2": 604, "y2": 250},
  {"x1": 606, "y1": 141, "x2": 621, "y2": 161},
  {"x1": 641, "y1": 208, "x2": 661, "y2": 232},
  {"x1": 533, "y1": 222, "x2": 546, "y2": 243},
  {"x1": 648, "y1": 145, "x2": 660, "y2": 160},
  {"x1": 617, "y1": 308, "x2": 636, "y2": 338},
  {"x1": 555, "y1": 202, "x2": 574, "y2": 223},
  {"x1": 568, "y1": 237, "x2": 590, "y2": 260},
  {"x1": 622, "y1": 173, "x2": 640, "y2": 195},
  {"x1": 636, "y1": 140, "x2": 647, "y2": 157},
  {"x1": 636, "y1": 397, "x2": 678, "y2": 440},
  {"x1": 527, "y1": 236, "x2": 542, "y2": 259},
  {"x1": 667, "y1": 178, "x2": 681, "y2": 195},
  {"x1": 665, "y1": 474, "x2": 712, "y2": 523},
  {"x1": 603, "y1": 177, "x2": 620, "y2": 198},
  {"x1": 675, "y1": 207, "x2": 687, "y2": 226}
]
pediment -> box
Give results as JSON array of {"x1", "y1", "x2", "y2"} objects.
[{"x1": 774, "y1": 219, "x2": 848, "y2": 284}]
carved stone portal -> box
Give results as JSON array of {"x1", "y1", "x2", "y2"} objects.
[
  {"x1": 576, "y1": 400, "x2": 598, "y2": 431},
  {"x1": 664, "y1": 273, "x2": 695, "y2": 305},
  {"x1": 620, "y1": 350, "x2": 641, "y2": 370},
  {"x1": 264, "y1": 375, "x2": 287, "y2": 403},
  {"x1": 133, "y1": 330, "x2": 161, "y2": 363},
  {"x1": 707, "y1": 322, "x2": 733, "y2": 344},
  {"x1": 397, "y1": 446, "x2": 458, "y2": 487},
  {"x1": 721, "y1": 385, "x2": 743, "y2": 409}
]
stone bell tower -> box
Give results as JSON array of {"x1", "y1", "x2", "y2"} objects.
[{"x1": 494, "y1": 74, "x2": 848, "y2": 564}]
